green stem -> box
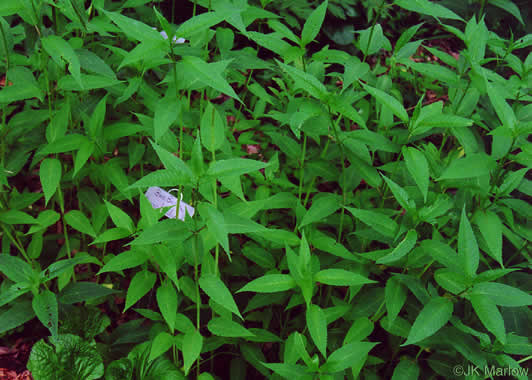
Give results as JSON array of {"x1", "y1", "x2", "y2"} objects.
[
  {"x1": 1, "y1": 224, "x2": 31, "y2": 263},
  {"x1": 0, "y1": 20, "x2": 9, "y2": 167},
  {"x1": 327, "y1": 109, "x2": 346, "y2": 242},
  {"x1": 362, "y1": 1, "x2": 385, "y2": 63},
  {"x1": 478, "y1": 0, "x2": 486, "y2": 20},
  {"x1": 297, "y1": 134, "x2": 307, "y2": 203}
]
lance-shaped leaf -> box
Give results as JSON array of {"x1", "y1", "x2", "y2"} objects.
[
  {"x1": 470, "y1": 294, "x2": 506, "y2": 344},
  {"x1": 402, "y1": 146, "x2": 429, "y2": 203},
  {"x1": 198, "y1": 203, "x2": 229, "y2": 255},
  {"x1": 301, "y1": 0, "x2": 328, "y2": 47},
  {"x1": 299, "y1": 193, "x2": 341, "y2": 228},
  {"x1": 181, "y1": 56, "x2": 242, "y2": 103},
  {"x1": 40, "y1": 158, "x2": 62, "y2": 206},
  {"x1": 394, "y1": 0, "x2": 462, "y2": 21},
  {"x1": 276, "y1": 60, "x2": 328, "y2": 100},
  {"x1": 201, "y1": 102, "x2": 225, "y2": 153},
  {"x1": 361, "y1": 82, "x2": 408, "y2": 122},
  {"x1": 41, "y1": 36, "x2": 83, "y2": 89},
  {"x1": 458, "y1": 207, "x2": 479, "y2": 278},
  {"x1": 199, "y1": 274, "x2": 242, "y2": 319},
  {"x1": 307, "y1": 304, "x2": 327, "y2": 358},
  {"x1": 206, "y1": 158, "x2": 268, "y2": 178},
  {"x1": 402, "y1": 297, "x2": 453, "y2": 346},
  {"x1": 237, "y1": 274, "x2": 297, "y2": 293},
  {"x1": 345, "y1": 207, "x2": 399, "y2": 238},
  {"x1": 103, "y1": 9, "x2": 161, "y2": 42}
]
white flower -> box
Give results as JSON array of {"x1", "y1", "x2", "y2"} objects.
[{"x1": 152, "y1": 27, "x2": 186, "y2": 44}]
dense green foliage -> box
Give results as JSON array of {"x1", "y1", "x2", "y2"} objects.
[{"x1": 0, "y1": 0, "x2": 531, "y2": 379}]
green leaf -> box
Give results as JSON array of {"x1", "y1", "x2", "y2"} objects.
[
  {"x1": 402, "y1": 297, "x2": 453, "y2": 346},
  {"x1": 0, "y1": 210, "x2": 37, "y2": 225},
  {"x1": 385, "y1": 277, "x2": 407, "y2": 326},
  {"x1": 474, "y1": 210, "x2": 503, "y2": 267},
  {"x1": 394, "y1": 23, "x2": 423, "y2": 54},
  {"x1": 27, "y1": 334, "x2": 104, "y2": 380},
  {"x1": 103, "y1": 9, "x2": 161, "y2": 42},
  {"x1": 157, "y1": 282, "x2": 178, "y2": 333},
  {"x1": 27, "y1": 210, "x2": 61, "y2": 235},
  {"x1": 181, "y1": 56, "x2": 242, "y2": 103},
  {"x1": 402, "y1": 146, "x2": 429, "y2": 203},
  {"x1": 438, "y1": 153, "x2": 496, "y2": 180},
  {"x1": 344, "y1": 317, "x2": 374, "y2": 344},
  {"x1": 58, "y1": 281, "x2": 119, "y2": 304},
  {"x1": 199, "y1": 203, "x2": 229, "y2": 254},
  {"x1": 105, "y1": 201, "x2": 135, "y2": 233},
  {"x1": 0, "y1": 300, "x2": 35, "y2": 335},
  {"x1": 201, "y1": 102, "x2": 225, "y2": 153},
  {"x1": 361, "y1": 82, "x2": 408, "y2": 122},
  {"x1": 246, "y1": 31, "x2": 292, "y2": 57},
  {"x1": 32, "y1": 290, "x2": 58, "y2": 337},
  {"x1": 468, "y1": 282, "x2": 532, "y2": 307},
  {"x1": 40, "y1": 158, "x2": 62, "y2": 206},
  {"x1": 91, "y1": 227, "x2": 131, "y2": 245},
  {"x1": 434, "y1": 269, "x2": 469, "y2": 295},
  {"x1": 129, "y1": 219, "x2": 192, "y2": 246},
  {"x1": 260, "y1": 362, "x2": 310, "y2": 378},
  {"x1": 199, "y1": 274, "x2": 242, "y2": 319},
  {"x1": 490, "y1": 0, "x2": 524, "y2": 25},
  {"x1": 277, "y1": 61, "x2": 328, "y2": 100},
  {"x1": 321, "y1": 341, "x2": 377, "y2": 373},
  {"x1": 377, "y1": 230, "x2": 417, "y2": 264},
  {"x1": 73, "y1": 139, "x2": 95, "y2": 177},
  {"x1": 301, "y1": 0, "x2": 328, "y2": 47},
  {"x1": 182, "y1": 329, "x2": 203, "y2": 375},
  {"x1": 358, "y1": 24, "x2": 391, "y2": 56},
  {"x1": 207, "y1": 317, "x2": 254, "y2": 337},
  {"x1": 128, "y1": 169, "x2": 192, "y2": 189},
  {"x1": 406, "y1": 62, "x2": 460, "y2": 86},
  {"x1": 41, "y1": 254, "x2": 101, "y2": 283},
  {"x1": 381, "y1": 174, "x2": 414, "y2": 212},
  {"x1": 41, "y1": 35, "x2": 83, "y2": 89},
  {"x1": 154, "y1": 95, "x2": 179, "y2": 142},
  {"x1": 124, "y1": 270, "x2": 157, "y2": 312},
  {"x1": 97, "y1": 248, "x2": 148, "y2": 274},
  {"x1": 149, "y1": 331, "x2": 174, "y2": 362},
  {"x1": 238, "y1": 274, "x2": 297, "y2": 293},
  {"x1": 306, "y1": 304, "x2": 327, "y2": 357},
  {"x1": 176, "y1": 11, "x2": 225, "y2": 39},
  {"x1": 345, "y1": 207, "x2": 399, "y2": 238},
  {"x1": 394, "y1": 0, "x2": 462, "y2": 21},
  {"x1": 458, "y1": 207, "x2": 479, "y2": 278},
  {"x1": 486, "y1": 81, "x2": 517, "y2": 131},
  {"x1": 391, "y1": 360, "x2": 420, "y2": 380},
  {"x1": 497, "y1": 168, "x2": 528, "y2": 197},
  {"x1": 470, "y1": 294, "x2": 506, "y2": 344},
  {"x1": 314, "y1": 269, "x2": 376, "y2": 286},
  {"x1": 206, "y1": 158, "x2": 268, "y2": 178},
  {"x1": 88, "y1": 94, "x2": 107, "y2": 140},
  {"x1": 0, "y1": 284, "x2": 31, "y2": 308},
  {"x1": 300, "y1": 193, "x2": 341, "y2": 228},
  {"x1": 0, "y1": 3, "x2": 24, "y2": 16},
  {"x1": 0, "y1": 67, "x2": 43, "y2": 103},
  {"x1": 65, "y1": 210, "x2": 97, "y2": 237},
  {"x1": 0, "y1": 253, "x2": 35, "y2": 283},
  {"x1": 57, "y1": 74, "x2": 122, "y2": 91}
]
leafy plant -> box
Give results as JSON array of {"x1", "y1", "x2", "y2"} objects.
[{"x1": 0, "y1": 0, "x2": 530, "y2": 379}]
